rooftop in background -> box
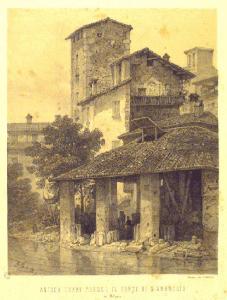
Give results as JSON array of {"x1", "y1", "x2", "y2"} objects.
[
  {"x1": 65, "y1": 17, "x2": 133, "y2": 40},
  {"x1": 8, "y1": 114, "x2": 49, "y2": 133},
  {"x1": 184, "y1": 47, "x2": 214, "y2": 54}
]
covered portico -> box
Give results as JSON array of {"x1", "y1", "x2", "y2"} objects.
[{"x1": 54, "y1": 125, "x2": 218, "y2": 250}]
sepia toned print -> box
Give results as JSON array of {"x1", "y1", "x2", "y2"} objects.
[{"x1": 7, "y1": 9, "x2": 218, "y2": 275}]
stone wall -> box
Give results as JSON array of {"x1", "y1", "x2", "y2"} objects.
[
  {"x1": 201, "y1": 169, "x2": 219, "y2": 250},
  {"x1": 130, "y1": 55, "x2": 183, "y2": 97},
  {"x1": 95, "y1": 178, "x2": 118, "y2": 245},
  {"x1": 130, "y1": 55, "x2": 182, "y2": 122},
  {"x1": 71, "y1": 20, "x2": 131, "y2": 121},
  {"x1": 139, "y1": 174, "x2": 160, "y2": 242}
]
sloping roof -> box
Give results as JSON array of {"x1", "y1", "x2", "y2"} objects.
[
  {"x1": 110, "y1": 47, "x2": 195, "y2": 79},
  {"x1": 157, "y1": 111, "x2": 218, "y2": 129},
  {"x1": 54, "y1": 126, "x2": 218, "y2": 182},
  {"x1": 65, "y1": 17, "x2": 133, "y2": 40},
  {"x1": 78, "y1": 78, "x2": 131, "y2": 106},
  {"x1": 118, "y1": 111, "x2": 218, "y2": 140},
  {"x1": 184, "y1": 47, "x2": 214, "y2": 54},
  {"x1": 7, "y1": 122, "x2": 49, "y2": 133}
]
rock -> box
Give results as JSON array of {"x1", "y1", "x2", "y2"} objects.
[
  {"x1": 125, "y1": 244, "x2": 144, "y2": 253},
  {"x1": 78, "y1": 236, "x2": 90, "y2": 245},
  {"x1": 96, "y1": 232, "x2": 106, "y2": 246}
]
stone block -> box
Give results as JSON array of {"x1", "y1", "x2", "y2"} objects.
[{"x1": 139, "y1": 174, "x2": 160, "y2": 242}]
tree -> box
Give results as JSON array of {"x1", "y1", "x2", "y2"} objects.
[
  {"x1": 25, "y1": 115, "x2": 105, "y2": 188},
  {"x1": 7, "y1": 162, "x2": 40, "y2": 222}
]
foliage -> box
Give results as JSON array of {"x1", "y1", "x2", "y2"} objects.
[
  {"x1": 7, "y1": 162, "x2": 40, "y2": 222},
  {"x1": 25, "y1": 115, "x2": 105, "y2": 188},
  {"x1": 36, "y1": 203, "x2": 60, "y2": 228}
]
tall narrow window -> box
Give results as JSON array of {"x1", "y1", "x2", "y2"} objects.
[
  {"x1": 192, "y1": 53, "x2": 196, "y2": 67},
  {"x1": 112, "y1": 101, "x2": 120, "y2": 119}
]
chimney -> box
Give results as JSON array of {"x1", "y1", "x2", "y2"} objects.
[
  {"x1": 194, "y1": 100, "x2": 204, "y2": 117},
  {"x1": 26, "y1": 113, "x2": 33, "y2": 124},
  {"x1": 163, "y1": 53, "x2": 170, "y2": 62}
]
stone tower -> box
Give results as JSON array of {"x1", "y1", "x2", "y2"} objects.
[
  {"x1": 184, "y1": 47, "x2": 214, "y2": 74},
  {"x1": 66, "y1": 17, "x2": 132, "y2": 121}
]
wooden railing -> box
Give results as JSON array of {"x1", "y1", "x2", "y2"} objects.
[{"x1": 131, "y1": 95, "x2": 185, "y2": 106}]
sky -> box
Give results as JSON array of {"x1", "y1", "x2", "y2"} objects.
[{"x1": 8, "y1": 8, "x2": 217, "y2": 123}]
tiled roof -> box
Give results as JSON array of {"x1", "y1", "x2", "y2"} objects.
[
  {"x1": 65, "y1": 17, "x2": 133, "y2": 40},
  {"x1": 78, "y1": 78, "x2": 131, "y2": 106},
  {"x1": 7, "y1": 123, "x2": 49, "y2": 133},
  {"x1": 110, "y1": 48, "x2": 195, "y2": 79},
  {"x1": 157, "y1": 111, "x2": 218, "y2": 129},
  {"x1": 54, "y1": 126, "x2": 218, "y2": 181},
  {"x1": 184, "y1": 47, "x2": 214, "y2": 54}
]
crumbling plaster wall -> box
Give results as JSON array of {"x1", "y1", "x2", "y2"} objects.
[{"x1": 82, "y1": 83, "x2": 130, "y2": 152}]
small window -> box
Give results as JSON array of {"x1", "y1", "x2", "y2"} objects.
[
  {"x1": 112, "y1": 100, "x2": 120, "y2": 119},
  {"x1": 138, "y1": 88, "x2": 146, "y2": 96},
  {"x1": 192, "y1": 53, "x2": 196, "y2": 67},
  {"x1": 188, "y1": 54, "x2": 192, "y2": 67},
  {"x1": 75, "y1": 54, "x2": 79, "y2": 67},
  {"x1": 75, "y1": 73, "x2": 79, "y2": 83},
  {"x1": 97, "y1": 32, "x2": 102, "y2": 38}
]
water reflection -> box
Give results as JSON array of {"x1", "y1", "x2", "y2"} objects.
[{"x1": 8, "y1": 237, "x2": 217, "y2": 275}]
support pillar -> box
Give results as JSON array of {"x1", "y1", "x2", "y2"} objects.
[
  {"x1": 202, "y1": 170, "x2": 218, "y2": 251},
  {"x1": 132, "y1": 178, "x2": 141, "y2": 213},
  {"x1": 139, "y1": 174, "x2": 160, "y2": 242},
  {"x1": 95, "y1": 178, "x2": 118, "y2": 245},
  {"x1": 59, "y1": 181, "x2": 75, "y2": 244}
]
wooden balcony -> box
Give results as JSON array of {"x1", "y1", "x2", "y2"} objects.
[{"x1": 131, "y1": 95, "x2": 185, "y2": 106}]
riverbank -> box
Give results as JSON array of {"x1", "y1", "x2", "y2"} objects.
[
  {"x1": 9, "y1": 224, "x2": 216, "y2": 260},
  {"x1": 8, "y1": 236, "x2": 218, "y2": 275}
]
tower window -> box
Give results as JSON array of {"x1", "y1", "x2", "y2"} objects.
[
  {"x1": 75, "y1": 73, "x2": 79, "y2": 83},
  {"x1": 112, "y1": 100, "x2": 120, "y2": 119},
  {"x1": 192, "y1": 53, "x2": 196, "y2": 67}
]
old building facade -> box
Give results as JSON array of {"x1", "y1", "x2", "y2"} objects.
[
  {"x1": 67, "y1": 18, "x2": 193, "y2": 151},
  {"x1": 180, "y1": 47, "x2": 218, "y2": 117},
  {"x1": 7, "y1": 114, "x2": 48, "y2": 194},
  {"x1": 56, "y1": 18, "x2": 218, "y2": 254}
]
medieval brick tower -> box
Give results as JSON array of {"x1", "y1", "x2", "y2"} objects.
[{"x1": 66, "y1": 18, "x2": 132, "y2": 121}]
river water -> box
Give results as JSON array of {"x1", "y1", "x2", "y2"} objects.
[{"x1": 8, "y1": 237, "x2": 217, "y2": 275}]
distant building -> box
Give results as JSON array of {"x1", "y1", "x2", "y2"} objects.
[
  {"x1": 181, "y1": 47, "x2": 218, "y2": 116},
  {"x1": 7, "y1": 114, "x2": 49, "y2": 193}
]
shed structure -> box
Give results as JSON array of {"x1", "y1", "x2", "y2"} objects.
[{"x1": 53, "y1": 114, "x2": 218, "y2": 250}]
